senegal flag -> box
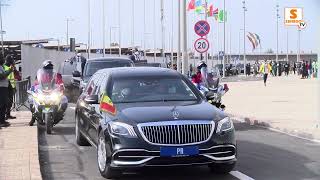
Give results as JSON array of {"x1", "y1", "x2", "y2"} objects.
[{"x1": 100, "y1": 94, "x2": 116, "y2": 115}]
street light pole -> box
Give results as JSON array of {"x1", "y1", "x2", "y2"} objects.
[
  {"x1": 242, "y1": 0, "x2": 247, "y2": 75},
  {"x1": 276, "y1": 3, "x2": 279, "y2": 62}
]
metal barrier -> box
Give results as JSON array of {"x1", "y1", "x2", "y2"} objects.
[{"x1": 14, "y1": 79, "x2": 30, "y2": 111}]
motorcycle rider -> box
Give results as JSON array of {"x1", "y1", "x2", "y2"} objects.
[
  {"x1": 191, "y1": 61, "x2": 207, "y2": 90},
  {"x1": 29, "y1": 60, "x2": 68, "y2": 126}
]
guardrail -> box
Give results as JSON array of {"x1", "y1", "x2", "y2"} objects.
[{"x1": 14, "y1": 78, "x2": 30, "y2": 111}]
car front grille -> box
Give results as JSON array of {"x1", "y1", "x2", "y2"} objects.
[{"x1": 137, "y1": 121, "x2": 214, "y2": 145}]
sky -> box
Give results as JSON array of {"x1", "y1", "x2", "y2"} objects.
[{"x1": 2, "y1": 0, "x2": 320, "y2": 56}]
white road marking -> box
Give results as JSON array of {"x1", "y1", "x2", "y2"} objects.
[
  {"x1": 69, "y1": 107, "x2": 76, "y2": 110},
  {"x1": 230, "y1": 171, "x2": 255, "y2": 180}
]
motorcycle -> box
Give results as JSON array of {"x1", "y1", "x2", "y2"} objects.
[
  {"x1": 28, "y1": 69, "x2": 67, "y2": 134},
  {"x1": 196, "y1": 67, "x2": 229, "y2": 111}
]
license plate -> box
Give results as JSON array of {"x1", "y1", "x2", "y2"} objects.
[{"x1": 160, "y1": 146, "x2": 199, "y2": 157}]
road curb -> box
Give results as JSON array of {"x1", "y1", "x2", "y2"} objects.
[{"x1": 229, "y1": 114, "x2": 320, "y2": 144}]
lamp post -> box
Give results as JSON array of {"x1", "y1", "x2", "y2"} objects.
[{"x1": 242, "y1": 0, "x2": 247, "y2": 75}]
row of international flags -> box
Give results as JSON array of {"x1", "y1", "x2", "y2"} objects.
[
  {"x1": 187, "y1": 0, "x2": 261, "y2": 51},
  {"x1": 187, "y1": 0, "x2": 225, "y2": 22}
]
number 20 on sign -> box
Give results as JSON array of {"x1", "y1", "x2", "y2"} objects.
[{"x1": 194, "y1": 38, "x2": 210, "y2": 54}]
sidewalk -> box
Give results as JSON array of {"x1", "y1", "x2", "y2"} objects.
[
  {"x1": 0, "y1": 111, "x2": 42, "y2": 180},
  {"x1": 224, "y1": 75, "x2": 320, "y2": 140}
]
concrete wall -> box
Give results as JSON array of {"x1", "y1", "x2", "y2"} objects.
[{"x1": 21, "y1": 45, "x2": 102, "y2": 79}]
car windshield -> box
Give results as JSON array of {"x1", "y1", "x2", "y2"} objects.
[
  {"x1": 111, "y1": 77, "x2": 198, "y2": 103},
  {"x1": 84, "y1": 61, "x2": 132, "y2": 77}
]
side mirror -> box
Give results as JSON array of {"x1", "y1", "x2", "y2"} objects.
[
  {"x1": 84, "y1": 94, "x2": 99, "y2": 104},
  {"x1": 72, "y1": 70, "x2": 81, "y2": 77}
]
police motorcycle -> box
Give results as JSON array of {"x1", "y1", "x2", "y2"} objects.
[
  {"x1": 194, "y1": 62, "x2": 229, "y2": 111},
  {"x1": 28, "y1": 61, "x2": 68, "y2": 134}
]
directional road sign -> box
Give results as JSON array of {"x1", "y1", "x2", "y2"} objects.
[
  {"x1": 194, "y1": 20, "x2": 210, "y2": 37},
  {"x1": 194, "y1": 38, "x2": 210, "y2": 54}
]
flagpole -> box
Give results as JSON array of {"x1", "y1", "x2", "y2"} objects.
[
  {"x1": 171, "y1": 0, "x2": 174, "y2": 69},
  {"x1": 102, "y1": 0, "x2": 106, "y2": 57},
  {"x1": 286, "y1": 27, "x2": 289, "y2": 62},
  {"x1": 177, "y1": 0, "x2": 181, "y2": 72},
  {"x1": 143, "y1": 0, "x2": 146, "y2": 60},
  {"x1": 223, "y1": 0, "x2": 226, "y2": 78},
  {"x1": 181, "y1": 0, "x2": 188, "y2": 75},
  {"x1": 276, "y1": 3, "x2": 279, "y2": 62},
  {"x1": 243, "y1": 0, "x2": 247, "y2": 76},
  {"x1": 132, "y1": 0, "x2": 135, "y2": 49},
  {"x1": 118, "y1": 0, "x2": 121, "y2": 56},
  {"x1": 87, "y1": 0, "x2": 91, "y2": 59},
  {"x1": 204, "y1": 0, "x2": 208, "y2": 64},
  {"x1": 153, "y1": 0, "x2": 156, "y2": 62},
  {"x1": 161, "y1": 0, "x2": 165, "y2": 63}
]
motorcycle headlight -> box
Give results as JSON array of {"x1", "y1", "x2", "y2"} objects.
[
  {"x1": 50, "y1": 92, "x2": 62, "y2": 102},
  {"x1": 37, "y1": 93, "x2": 45, "y2": 102},
  {"x1": 216, "y1": 117, "x2": 234, "y2": 133},
  {"x1": 108, "y1": 122, "x2": 137, "y2": 137}
]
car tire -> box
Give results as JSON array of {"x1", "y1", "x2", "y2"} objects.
[
  {"x1": 97, "y1": 130, "x2": 122, "y2": 179},
  {"x1": 75, "y1": 114, "x2": 90, "y2": 146},
  {"x1": 208, "y1": 162, "x2": 236, "y2": 174}
]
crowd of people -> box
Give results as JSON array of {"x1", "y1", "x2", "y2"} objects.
[{"x1": 246, "y1": 60, "x2": 318, "y2": 79}]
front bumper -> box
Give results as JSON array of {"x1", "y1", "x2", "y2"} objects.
[
  {"x1": 110, "y1": 145, "x2": 236, "y2": 168},
  {"x1": 106, "y1": 130, "x2": 236, "y2": 168}
]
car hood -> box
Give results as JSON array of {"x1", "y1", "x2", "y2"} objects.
[{"x1": 114, "y1": 101, "x2": 226, "y2": 124}]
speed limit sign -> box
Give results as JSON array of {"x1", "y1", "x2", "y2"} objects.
[{"x1": 194, "y1": 38, "x2": 210, "y2": 53}]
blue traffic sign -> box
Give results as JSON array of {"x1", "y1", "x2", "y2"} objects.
[{"x1": 194, "y1": 20, "x2": 210, "y2": 37}]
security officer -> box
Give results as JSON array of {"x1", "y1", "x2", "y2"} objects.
[
  {"x1": 0, "y1": 56, "x2": 12, "y2": 127},
  {"x1": 3, "y1": 55, "x2": 16, "y2": 119}
]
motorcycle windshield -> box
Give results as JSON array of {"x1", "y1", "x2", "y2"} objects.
[
  {"x1": 36, "y1": 69, "x2": 57, "y2": 92},
  {"x1": 202, "y1": 67, "x2": 220, "y2": 88}
]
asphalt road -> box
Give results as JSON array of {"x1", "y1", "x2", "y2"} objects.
[{"x1": 38, "y1": 105, "x2": 320, "y2": 180}]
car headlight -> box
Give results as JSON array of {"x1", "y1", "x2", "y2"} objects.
[
  {"x1": 216, "y1": 117, "x2": 234, "y2": 133},
  {"x1": 108, "y1": 122, "x2": 137, "y2": 137}
]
